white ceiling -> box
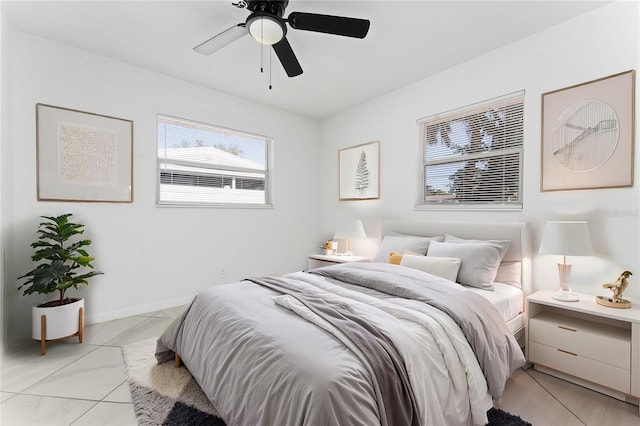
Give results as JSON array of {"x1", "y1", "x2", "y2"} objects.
[{"x1": 2, "y1": 1, "x2": 609, "y2": 120}]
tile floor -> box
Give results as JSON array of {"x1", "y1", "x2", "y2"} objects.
[
  {"x1": 0, "y1": 305, "x2": 184, "y2": 426},
  {"x1": 1, "y1": 304, "x2": 638, "y2": 426}
]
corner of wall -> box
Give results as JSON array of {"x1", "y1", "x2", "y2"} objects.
[{"x1": 0, "y1": 4, "x2": 8, "y2": 355}]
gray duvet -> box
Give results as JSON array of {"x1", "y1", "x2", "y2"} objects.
[{"x1": 156, "y1": 262, "x2": 525, "y2": 426}]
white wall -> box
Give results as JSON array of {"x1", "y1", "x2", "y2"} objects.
[
  {"x1": 319, "y1": 1, "x2": 640, "y2": 299},
  {"x1": 0, "y1": 6, "x2": 8, "y2": 353},
  {"x1": 3, "y1": 30, "x2": 321, "y2": 341}
]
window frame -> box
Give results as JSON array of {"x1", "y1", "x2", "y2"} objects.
[
  {"x1": 156, "y1": 114, "x2": 273, "y2": 208},
  {"x1": 416, "y1": 91, "x2": 525, "y2": 211}
]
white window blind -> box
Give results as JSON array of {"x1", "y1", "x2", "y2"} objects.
[
  {"x1": 157, "y1": 115, "x2": 272, "y2": 207},
  {"x1": 418, "y1": 91, "x2": 524, "y2": 210}
]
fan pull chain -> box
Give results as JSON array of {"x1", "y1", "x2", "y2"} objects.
[
  {"x1": 255, "y1": 18, "x2": 271, "y2": 90},
  {"x1": 269, "y1": 48, "x2": 272, "y2": 90},
  {"x1": 260, "y1": 20, "x2": 264, "y2": 73}
]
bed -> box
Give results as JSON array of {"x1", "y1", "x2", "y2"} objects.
[
  {"x1": 156, "y1": 220, "x2": 531, "y2": 426},
  {"x1": 378, "y1": 220, "x2": 532, "y2": 345}
]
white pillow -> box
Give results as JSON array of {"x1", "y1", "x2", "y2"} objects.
[
  {"x1": 399, "y1": 253, "x2": 461, "y2": 282},
  {"x1": 494, "y1": 261, "x2": 522, "y2": 288},
  {"x1": 373, "y1": 235, "x2": 444, "y2": 262},
  {"x1": 427, "y1": 240, "x2": 504, "y2": 290}
]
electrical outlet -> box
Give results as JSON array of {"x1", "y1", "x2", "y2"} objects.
[{"x1": 219, "y1": 268, "x2": 227, "y2": 278}]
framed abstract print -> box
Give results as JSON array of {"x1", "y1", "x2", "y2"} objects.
[
  {"x1": 36, "y1": 103, "x2": 133, "y2": 202},
  {"x1": 541, "y1": 70, "x2": 635, "y2": 191}
]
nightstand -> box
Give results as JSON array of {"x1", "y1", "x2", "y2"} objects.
[
  {"x1": 307, "y1": 254, "x2": 370, "y2": 270},
  {"x1": 526, "y1": 289, "x2": 640, "y2": 412}
]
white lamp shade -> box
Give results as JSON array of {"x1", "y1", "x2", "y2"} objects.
[
  {"x1": 247, "y1": 15, "x2": 284, "y2": 45},
  {"x1": 334, "y1": 219, "x2": 367, "y2": 239},
  {"x1": 539, "y1": 221, "x2": 594, "y2": 256}
]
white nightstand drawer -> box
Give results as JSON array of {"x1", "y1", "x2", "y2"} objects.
[
  {"x1": 529, "y1": 311, "x2": 630, "y2": 369},
  {"x1": 529, "y1": 341, "x2": 630, "y2": 394}
]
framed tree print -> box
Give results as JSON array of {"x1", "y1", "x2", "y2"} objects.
[
  {"x1": 339, "y1": 141, "x2": 379, "y2": 200},
  {"x1": 541, "y1": 70, "x2": 635, "y2": 191}
]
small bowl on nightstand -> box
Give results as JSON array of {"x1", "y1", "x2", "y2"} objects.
[{"x1": 595, "y1": 295, "x2": 631, "y2": 309}]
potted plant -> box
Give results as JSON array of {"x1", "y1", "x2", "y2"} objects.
[{"x1": 18, "y1": 213, "x2": 103, "y2": 355}]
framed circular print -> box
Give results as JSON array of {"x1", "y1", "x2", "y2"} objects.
[{"x1": 541, "y1": 70, "x2": 635, "y2": 191}]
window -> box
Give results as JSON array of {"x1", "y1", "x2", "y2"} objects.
[
  {"x1": 157, "y1": 115, "x2": 272, "y2": 207},
  {"x1": 418, "y1": 91, "x2": 524, "y2": 210}
]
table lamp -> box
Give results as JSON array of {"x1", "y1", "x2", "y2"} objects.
[
  {"x1": 334, "y1": 219, "x2": 367, "y2": 255},
  {"x1": 539, "y1": 220, "x2": 594, "y2": 302}
]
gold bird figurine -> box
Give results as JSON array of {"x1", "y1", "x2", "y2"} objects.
[{"x1": 602, "y1": 270, "x2": 632, "y2": 302}]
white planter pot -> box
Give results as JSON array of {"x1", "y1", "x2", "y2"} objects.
[{"x1": 32, "y1": 298, "x2": 84, "y2": 341}]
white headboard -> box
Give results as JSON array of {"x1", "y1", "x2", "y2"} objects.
[{"x1": 381, "y1": 220, "x2": 532, "y2": 297}]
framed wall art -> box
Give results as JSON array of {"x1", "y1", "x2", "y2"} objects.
[
  {"x1": 541, "y1": 70, "x2": 635, "y2": 192},
  {"x1": 339, "y1": 141, "x2": 379, "y2": 200},
  {"x1": 36, "y1": 103, "x2": 133, "y2": 202}
]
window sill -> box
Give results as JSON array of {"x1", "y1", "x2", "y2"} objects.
[
  {"x1": 156, "y1": 202, "x2": 274, "y2": 209},
  {"x1": 414, "y1": 204, "x2": 522, "y2": 211}
]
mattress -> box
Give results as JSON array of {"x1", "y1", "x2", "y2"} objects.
[
  {"x1": 506, "y1": 313, "x2": 525, "y2": 336},
  {"x1": 467, "y1": 282, "x2": 523, "y2": 323}
]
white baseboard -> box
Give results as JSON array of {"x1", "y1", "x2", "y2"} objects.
[{"x1": 84, "y1": 295, "x2": 194, "y2": 325}]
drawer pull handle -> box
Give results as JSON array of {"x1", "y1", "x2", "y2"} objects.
[
  {"x1": 558, "y1": 325, "x2": 577, "y2": 332},
  {"x1": 557, "y1": 348, "x2": 577, "y2": 356}
]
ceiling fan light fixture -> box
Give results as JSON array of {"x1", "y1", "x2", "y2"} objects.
[
  {"x1": 247, "y1": 13, "x2": 285, "y2": 45},
  {"x1": 195, "y1": 1, "x2": 370, "y2": 79}
]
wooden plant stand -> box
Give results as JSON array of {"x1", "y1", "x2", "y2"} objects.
[{"x1": 39, "y1": 306, "x2": 84, "y2": 356}]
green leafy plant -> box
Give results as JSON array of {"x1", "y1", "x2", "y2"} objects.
[{"x1": 18, "y1": 213, "x2": 103, "y2": 306}]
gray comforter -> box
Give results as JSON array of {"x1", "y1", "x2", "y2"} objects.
[
  {"x1": 309, "y1": 263, "x2": 525, "y2": 398},
  {"x1": 156, "y1": 262, "x2": 525, "y2": 426},
  {"x1": 247, "y1": 276, "x2": 420, "y2": 426}
]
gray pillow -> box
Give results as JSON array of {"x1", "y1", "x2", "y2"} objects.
[
  {"x1": 443, "y1": 233, "x2": 511, "y2": 260},
  {"x1": 373, "y1": 234, "x2": 444, "y2": 262},
  {"x1": 427, "y1": 240, "x2": 505, "y2": 290}
]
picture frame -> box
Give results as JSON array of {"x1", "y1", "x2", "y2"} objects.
[
  {"x1": 541, "y1": 70, "x2": 635, "y2": 192},
  {"x1": 339, "y1": 141, "x2": 379, "y2": 200},
  {"x1": 36, "y1": 103, "x2": 133, "y2": 202}
]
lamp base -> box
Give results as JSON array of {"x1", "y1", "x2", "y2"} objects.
[{"x1": 552, "y1": 291, "x2": 580, "y2": 302}]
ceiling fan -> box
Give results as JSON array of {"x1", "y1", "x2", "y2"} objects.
[{"x1": 194, "y1": 0, "x2": 371, "y2": 78}]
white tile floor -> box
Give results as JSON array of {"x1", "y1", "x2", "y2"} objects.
[
  {"x1": 0, "y1": 305, "x2": 184, "y2": 426},
  {"x1": 1, "y1": 304, "x2": 639, "y2": 426}
]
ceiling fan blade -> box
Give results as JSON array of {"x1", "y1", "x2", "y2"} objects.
[
  {"x1": 194, "y1": 24, "x2": 248, "y2": 55},
  {"x1": 272, "y1": 37, "x2": 303, "y2": 77},
  {"x1": 287, "y1": 12, "x2": 370, "y2": 38}
]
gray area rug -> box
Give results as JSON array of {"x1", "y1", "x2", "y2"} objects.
[
  {"x1": 122, "y1": 338, "x2": 531, "y2": 426},
  {"x1": 122, "y1": 338, "x2": 225, "y2": 425}
]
